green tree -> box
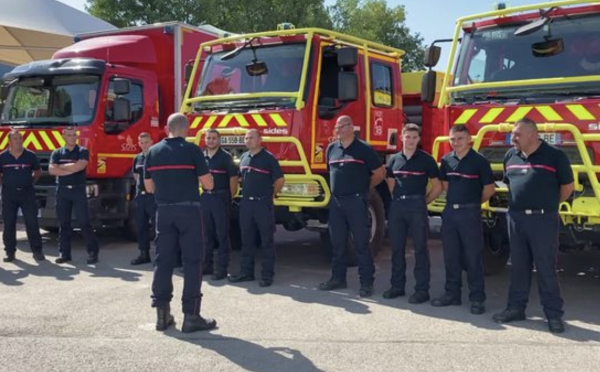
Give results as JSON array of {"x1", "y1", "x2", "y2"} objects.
[
  {"x1": 329, "y1": 0, "x2": 425, "y2": 71},
  {"x1": 86, "y1": 0, "x2": 424, "y2": 70}
]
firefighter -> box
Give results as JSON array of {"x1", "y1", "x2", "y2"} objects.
[
  {"x1": 384, "y1": 123, "x2": 442, "y2": 302},
  {"x1": 201, "y1": 129, "x2": 238, "y2": 280},
  {"x1": 144, "y1": 113, "x2": 216, "y2": 333},
  {"x1": 318, "y1": 115, "x2": 385, "y2": 298},
  {"x1": 431, "y1": 125, "x2": 495, "y2": 314},
  {"x1": 0, "y1": 130, "x2": 45, "y2": 262},
  {"x1": 229, "y1": 129, "x2": 284, "y2": 287},
  {"x1": 130, "y1": 132, "x2": 156, "y2": 265},
  {"x1": 493, "y1": 118, "x2": 573, "y2": 334},
  {"x1": 49, "y1": 127, "x2": 99, "y2": 264}
]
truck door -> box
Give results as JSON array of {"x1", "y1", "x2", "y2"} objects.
[{"x1": 368, "y1": 59, "x2": 400, "y2": 151}]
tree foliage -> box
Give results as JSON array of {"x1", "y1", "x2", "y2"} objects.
[{"x1": 86, "y1": 0, "x2": 424, "y2": 71}]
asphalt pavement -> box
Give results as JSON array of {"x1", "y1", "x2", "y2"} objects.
[{"x1": 0, "y1": 226, "x2": 599, "y2": 372}]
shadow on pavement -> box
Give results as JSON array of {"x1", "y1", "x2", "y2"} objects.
[{"x1": 165, "y1": 331, "x2": 325, "y2": 372}]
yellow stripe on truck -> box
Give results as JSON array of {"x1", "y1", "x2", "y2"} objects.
[
  {"x1": 270, "y1": 113, "x2": 288, "y2": 127},
  {"x1": 453, "y1": 109, "x2": 477, "y2": 124},
  {"x1": 252, "y1": 114, "x2": 268, "y2": 127},
  {"x1": 506, "y1": 107, "x2": 533, "y2": 122},
  {"x1": 218, "y1": 114, "x2": 234, "y2": 128},
  {"x1": 536, "y1": 106, "x2": 563, "y2": 121},
  {"x1": 39, "y1": 131, "x2": 56, "y2": 150},
  {"x1": 202, "y1": 116, "x2": 217, "y2": 129},
  {"x1": 479, "y1": 108, "x2": 504, "y2": 124},
  {"x1": 566, "y1": 105, "x2": 595, "y2": 120},
  {"x1": 234, "y1": 114, "x2": 250, "y2": 127}
]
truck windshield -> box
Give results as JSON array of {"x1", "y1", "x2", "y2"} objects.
[
  {"x1": 1, "y1": 74, "x2": 100, "y2": 126},
  {"x1": 194, "y1": 43, "x2": 305, "y2": 109},
  {"x1": 453, "y1": 13, "x2": 600, "y2": 100}
]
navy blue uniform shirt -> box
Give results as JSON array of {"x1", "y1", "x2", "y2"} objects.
[
  {"x1": 132, "y1": 152, "x2": 148, "y2": 194},
  {"x1": 0, "y1": 149, "x2": 40, "y2": 187},
  {"x1": 239, "y1": 148, "x2": 283, "y2": 198},
  {"x1": 327, "y1": 138, "x2": 382, "y2": 196},
  {"x1": 504, "y1": 141, "x2": 573, "y2": 212},
  {"x1": 386, "y1": 149, "x2": 439, "y2": 197},
  {"x1": 144, "y1": 137, "x2": 209, "y2": 205},
  {"x1": 50, "y1": 145, "x2": 89, "y2": 186},
  {"x1": 205, "y1": 147, "x2": 237, "y2": 192},
  {"x1": 439, "y1": 148, "x2": 494, "y2": 205}
]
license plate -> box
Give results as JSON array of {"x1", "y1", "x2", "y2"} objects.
[
  {"x1": 220, "y1": 135, "x2": 245, "y2": 146},
  {"x1": 505, "y1": 133, "x2": 562, "y2": 145}
]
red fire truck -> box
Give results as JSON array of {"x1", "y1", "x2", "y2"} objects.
[
  {"x1": 422, "y1": 0, "x2": 600, "y2": 272},
  {"x1": 0, "y1": 22, "x2": 219, "y2": 237},
  {"x1": 181, "y1": 25, "x2": 445, "y2": 258}
]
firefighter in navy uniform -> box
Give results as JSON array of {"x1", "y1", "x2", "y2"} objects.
[
  {"x1": 201, "y1": 129, "x2": 238, "y2": 280},
  {"x1": 493, "y1": 118, "x2": 574, "y2": 334},
  {"x1": 49, "y1": 127, "x2": 99, "y2": 264},
  {"x1": 130, "y1": 132, "x2": 156, "y2": 265},
  {"x1": 318, "y1": 115, "x2": 385, "y2": 298},
  {"x1": 0, "y1": 130, "x2": 45, "y2": 262},
  {"x1": 384, "y1": 124, "x2": 442, "y2": 302},
  {"x1": 431, "y1": 125, "x2": 495, "y2": 315},
  {"x1": 229, "y1": 129, "x2": 284, "y2": 288},
  {"x1": 144, "y1": 113, "x2": 216, "y2": 333}
]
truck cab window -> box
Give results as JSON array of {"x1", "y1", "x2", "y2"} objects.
[
  {"x1": 371, "y1": 63, "x2": 393, "y2": 107},
  {"x1": 105, "y1": 79, "x2": 143, "y2": 133}
]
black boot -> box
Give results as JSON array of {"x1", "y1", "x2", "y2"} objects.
[
  {"x1": 156, "y1": 305, "x2": 175, "y2": 331},
  {"x1": 131, "y1": 251, "x2": 151, "y2": 265},
  {"x1": 182, "y1": 314, "x2": 217, "y2": 333},
  {"x1": 3, "y1": 252, "x2": 16, "y2": 262}
]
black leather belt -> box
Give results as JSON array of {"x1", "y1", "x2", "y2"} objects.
[
  {"x1": 244, "y1": 196, "x2": 270, "y2": 201},
  {"x1": 512, "y1": 209, "x2": 546, "y2": 215},
  {"x1": 204, "y1": 189, "x2": 229, "y2": 194},
  {"x1": 449, "y1": 203, "x2": 481, "y2": 210},
  {"x1": 333, "y1": 193, "x2": 363, "y2": 199},
  {"x1": 158, "y1": 202, "x2": 201, "y2": 207},
  {"x1": 394, "y1": 194, "x2": 424, "y2": 200},
  {"x1": 59, "y1": 184, "x2": 85, "y2": 189}
]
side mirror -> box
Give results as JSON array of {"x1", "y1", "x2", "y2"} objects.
[
  {"x1": 338, "y1": 72, "x2": 358, "y2": 102},
  {"x1": 337, "y1": 47, "x2": 358, "y2": 68},
  {"x1": 184, "y1": 62, "x2": 194, "y2": 82},
  {"x1": 532, "y1": 38, "x2": 564, "y2": 57},
  {"x1": 424, "y1": 46, "x2": 441, "y2": 68},
  {"x1": 113, "y1": 78, "x2": 130, "y2": 95},
  {"x1": 0, "y1": 84, "x2": 10, "y2": 101},
  {"x1": 113, "y1": 97, "x2": 131, "y2": 122},
  {"x1": 421, "y1": 70, "x2": 437, "y2": 104}
]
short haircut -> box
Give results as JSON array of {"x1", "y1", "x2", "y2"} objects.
[
  {"x1": 450, "y1": 125, "x2": 470, "y2": 135},
  {"x1": 246, "y1": 128, "x2": 261, "y2": 138},
  {"x1": 336, "y1": 115, "x2": 353, "y2": 127},
  {"x1": 138, "y1": 132, "x2": 151, "y2": 139},
  {"x1": 402, "y1": 123, "x2": 421, "y2": 135},
  {"x1": 206, "y1": 129, "x2": 221, "y2": 138},
  {"x1": 62, "y1": 126, "x2": 77, "y2": 134},
  {"x1": 515, "y1": 117, "x2": 539, "y2": 133},
  {"x1": 7, "y1": 129, "x2": 21, "y2": 140},
  {"x1": 167, "y1": 113, "x2": 189, "y2": 132}
]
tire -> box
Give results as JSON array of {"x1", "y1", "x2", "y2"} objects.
[
  {"x1": 320, "y1": 190, "x2": 387, "y2": 266},
  {"x1": 483, "y1": 214, "x2": 510, "y2": 275}
]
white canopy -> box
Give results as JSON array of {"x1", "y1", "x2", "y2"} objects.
[{"x1": 0, "y1": 0, "x2": 116, "y2": 65}]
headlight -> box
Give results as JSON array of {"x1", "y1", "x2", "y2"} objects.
[
  {"x1": 86, "y1": 184, "x2": 99, "y2": 198},
  {"x1": 279, "y1": 182, "x2": 321, "y2": 198}
]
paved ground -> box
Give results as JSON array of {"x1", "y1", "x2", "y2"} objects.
[{"x1": 0, "y1": 226, "x2": 599, "y2": 372}]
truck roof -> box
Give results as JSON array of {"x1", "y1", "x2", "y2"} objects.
[{"x1": 74, "y1": 21, "x2": 227, "y2": 41}]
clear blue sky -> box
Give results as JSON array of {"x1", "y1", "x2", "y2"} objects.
[{"x1": 58, "y1": 0, "x2": 556, "y2": 70}]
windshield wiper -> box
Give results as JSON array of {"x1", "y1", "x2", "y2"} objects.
[{"x1": 0, "y1": 120, "x2": 30, "y2": 127}]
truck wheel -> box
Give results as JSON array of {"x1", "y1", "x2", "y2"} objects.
[
  {"x1": 320, "y1": 190, "x2": 386, "y2": 266},
  {"x1": 483, "y1": 215, "x2": 510, "y2": 275}
]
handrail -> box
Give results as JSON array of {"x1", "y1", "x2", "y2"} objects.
[
  {"x1": 187, "y1": 128, "x2": 331, "y2": 209},
  {"x1": 429, "y1": 122, "x2": 600, "y2": 222}
]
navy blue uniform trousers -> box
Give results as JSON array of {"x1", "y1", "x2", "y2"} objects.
[
  {"x1": 239, "y1": 198, "x2": 276, "y2": 280},
  {"x1": 201, "y1": 191, "x2": 230, "y2": 273},
  {"x1": 507, "y1": 211, "x2": 564, "y2": 318},
  {"x1": 56, "y1": 186, "x2": 99, "y2": 257},
  {"x1": 135, "y1": 193, "x2": 157, "y2": 253},
  {"x1": 329, "y1": 193, "x2": 375, "y2": 285},
  {"x1": 388, "y1": 198, "x2": 430, "y2": 292},
  {"x1": 441, "y1": 206, "x2": 486, "y2": 302},
  {"x1": 2, "y1": 186, "x2": 42, "y2": 254},
  {"x1": 152, "y1": 205, "x2": 204, "y2": 314}
]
